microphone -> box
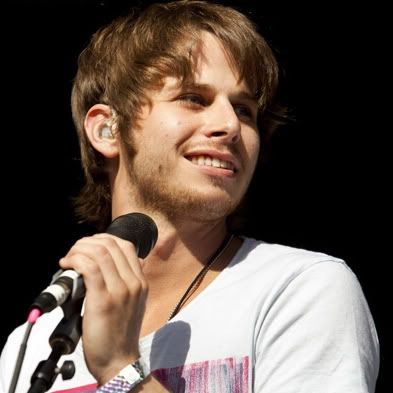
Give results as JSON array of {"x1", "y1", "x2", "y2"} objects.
[{"x1": 30, "y1": 212, "x2": 158, "y2": 314}]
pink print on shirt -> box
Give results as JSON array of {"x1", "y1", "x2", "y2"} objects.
[{"x1": 153, "y1": 356, "x2": 249, "y2": 392}]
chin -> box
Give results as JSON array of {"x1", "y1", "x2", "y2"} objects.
[
  {"x1": 135, "y1": 175, "x2": 241, "y2": 221},
  {"x1": 172, "y1": 190, "x2": 239, "y2": 222}
]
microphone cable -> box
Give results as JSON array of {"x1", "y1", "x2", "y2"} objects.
[{"x1": 8, "y1": 308, "x2": 41, "y2": 393}]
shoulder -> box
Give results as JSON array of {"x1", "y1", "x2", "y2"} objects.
[
  {"x1": 239, "y1": 236, "x2": 344, "y2": 264},
  {"x1": 230, "y1": 236, "x2": 349, "y2": 286},
  {"x1": 230, "y1": 237, "x2": 378, "y2": 334}
]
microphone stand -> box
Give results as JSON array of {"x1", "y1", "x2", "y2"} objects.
[{"x1": 27, "y1": 298, "x2": 83, "y2": 393}]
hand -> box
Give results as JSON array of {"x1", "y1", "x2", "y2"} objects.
[{"x1": 59, "y1": 233, "x2": 148, "y2": 385}]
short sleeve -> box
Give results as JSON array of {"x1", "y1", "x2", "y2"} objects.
[{"x1": 254, "y1": 260, "x2": 379, "y2": 393}]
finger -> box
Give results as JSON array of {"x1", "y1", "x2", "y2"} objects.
[
  {"x1": 63, "y1": 236, "x2": 145, "y2": 297},
  {"x1": 65, "y1": 237, "x2": 129, "y2": 295},
  {"x1": 93, "y1": 234, "x2": 146, "y2": 284},
  {"x1": 59, "y1": 253, "x2": 107, "y2": 300}
]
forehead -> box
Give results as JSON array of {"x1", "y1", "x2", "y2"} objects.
[{"x1": 162, "y1": 32, "x2": 253, "y2": 95}]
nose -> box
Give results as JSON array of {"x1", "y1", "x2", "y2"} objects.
[{"x1": 203, "y1": 98, "x2": 241, "y2": 144}]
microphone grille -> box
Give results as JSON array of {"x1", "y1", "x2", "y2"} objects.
[{"x1": 106, "y1": 212, "x2": 158, "y2": 258}]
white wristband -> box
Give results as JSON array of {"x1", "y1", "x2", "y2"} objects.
[{"x1": 97, "y1": 358, "x2": 150, "y2": 393}]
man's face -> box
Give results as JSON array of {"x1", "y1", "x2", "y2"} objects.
[{"x1": 123, "y1": 32, "x2": 260, "y2": 222}]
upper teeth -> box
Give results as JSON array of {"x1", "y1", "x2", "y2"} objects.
[{"x1": 190, "y1": 155, "x2": 234, "y2": 170}]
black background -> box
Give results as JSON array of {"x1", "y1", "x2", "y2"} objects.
[{"x1": 1, "y1": 1, "x2": 389, "y2": 392}]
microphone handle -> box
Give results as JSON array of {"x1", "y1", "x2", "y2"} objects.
[{"x1": 31, "y1": 270, "x2": 84, "y2": 313}]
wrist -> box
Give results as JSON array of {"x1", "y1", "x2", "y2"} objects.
[{"x1": 97, "y1": 358, "x2": 150, "y2": 393}]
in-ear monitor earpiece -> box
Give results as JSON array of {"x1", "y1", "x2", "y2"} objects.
[{"x1": 100, "y1": 126, "x2": 114, "y2": 139}]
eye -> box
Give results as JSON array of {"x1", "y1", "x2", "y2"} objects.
[
  {"x1": 234, "y1": 105, "x2": 255, "y2": 121},
  {"x1": 178, "y1": 94, "x2": 206, "y2": 107}
]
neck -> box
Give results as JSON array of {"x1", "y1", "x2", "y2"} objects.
[
  {"x1": 139, "y1": 215, "x2": 228, "y2": 283},
  {"x1": 133, "y1": 208, "x2": 225, "y2": 257}
]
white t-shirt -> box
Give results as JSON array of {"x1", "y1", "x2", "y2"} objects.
[{"x1": 0, "y1": 238, "x2": 379, "y2": 392}]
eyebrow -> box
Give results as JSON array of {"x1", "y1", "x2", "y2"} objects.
[{"x1": 180, "y1": 82, "x2": 258, "y2": 105}]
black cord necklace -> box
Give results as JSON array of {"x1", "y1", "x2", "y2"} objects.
[{"x1": 168, "y1": 233, "x2": 234, "y2": 321}]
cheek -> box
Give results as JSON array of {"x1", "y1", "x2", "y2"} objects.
[
  {"x1": 162, "y1": 119, "x2": 197, "y2": 148},
  {"x1": 245, "y1": 133, "x2": 261, "y2": 168}
]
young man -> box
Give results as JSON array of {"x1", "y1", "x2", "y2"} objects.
[{"x1": 0, "y1": 1, "x2": 379, "y2": 392}]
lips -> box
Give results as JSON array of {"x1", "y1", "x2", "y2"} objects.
[
  {"x1": 184, "y1": 150, "x2": 238, "y2": 173},
  {"x1": 187, "y1": 155, "x2": 235, "y2": 171}
]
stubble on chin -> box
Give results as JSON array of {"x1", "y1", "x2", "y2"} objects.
[{"x1": 132, "y1": 173, "x2": 238, "y2": 223}]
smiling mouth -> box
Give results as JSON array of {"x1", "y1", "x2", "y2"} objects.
[{"x1": 186, "y1": 155, "x2": 236, "y2": 172}]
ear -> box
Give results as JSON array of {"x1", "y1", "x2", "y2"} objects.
[{"x1": 84, "y1": 104, "x2": 119, "y2": 158}]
